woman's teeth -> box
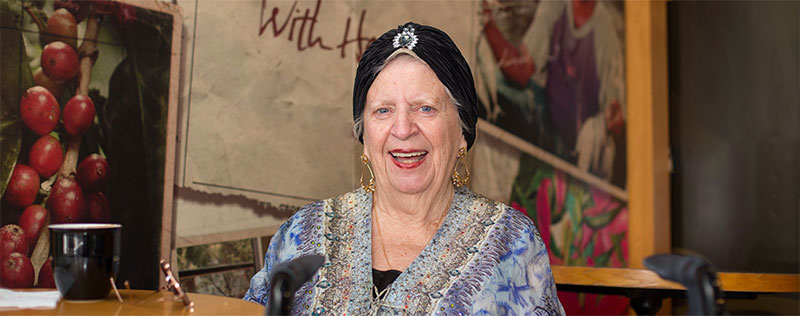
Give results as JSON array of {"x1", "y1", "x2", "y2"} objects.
[{"x1": 391, "y1": 151, "x2": 427, "y2": 163}]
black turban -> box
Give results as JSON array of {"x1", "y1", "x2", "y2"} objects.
[{"x1": 353, "y1": 22, "x2": 479, "y2": 150}]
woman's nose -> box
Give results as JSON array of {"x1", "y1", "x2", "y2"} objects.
[{"x1": 390, "y1": 110, "x2": 418, "y2": 140}]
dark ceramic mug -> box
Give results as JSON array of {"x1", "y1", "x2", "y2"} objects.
[{"x1": 49, "y1": 223, "x2": 121, "y2": 300}]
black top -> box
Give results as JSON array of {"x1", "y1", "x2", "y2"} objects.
[{"x1": 371, "y1": 268, "x2": 401, "y2": 298}]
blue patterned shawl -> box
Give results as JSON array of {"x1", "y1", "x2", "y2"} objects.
[{"x1": 244, "y1": 187, "x2": 564, "y2": 315}]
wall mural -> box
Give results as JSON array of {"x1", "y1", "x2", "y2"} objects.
[
  {"x1": 476, "y1": 0, "x2": 627, "y2": 187},
  {"x1": 0, "y1": 0, "x2": 180, "y2": 289},
  {"x1": 474, "y1": 0, "x2": 629, "y2": 313}
]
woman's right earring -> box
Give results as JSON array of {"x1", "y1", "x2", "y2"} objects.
[{"x1": 360, "y1": 154, "x2": 376, "y2": 193}]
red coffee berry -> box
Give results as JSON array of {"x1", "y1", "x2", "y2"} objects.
[
  {"x1": 54, "y1": 0, "x2": 89, "y2": 22},
  {"x1": 29, "y1": 134, "x2": 64, "y2": 178},
  {"x1": 0, "y1": 253, "x2": 34, "y2": 288},
  {"x1": 0, "y1": 225, "x2": 28, "y2": 261},
  {"x1": 2, "y1": 164, "x2": 40, "y2": 208},
  {"x1": 48, "y1": 176, "x2": 86, "y2": 224},
  {"x1": 63, "y1": 95, "x2": 95, "y2": 136},
  {"x1": 114, "y1": 3, "x2": 137, "y2": 30},
  {"x1": 85, "y1": 191, "x2": 110, "y2": 222},
  {"x1": 77, "y1": 154, "x2": 109, "y2": 192},
  {"x1": 18, "y1": 205, "x2": 48, "y2": 252},
  {"x1": 41, "y1": 41, "x2": 79, "y2": 82},
  {"x1": 37, "y1": 257, "x2": 55, "y2": 288},
  {"x1": 46, "y1": 8, "x2": 78, "y2": 48},
  {"x1": 33, "y1": 68, "x2": 64, "y2": 97},
  {"x1": 19, "y1": 86, "x2": 60, "y2": 135}
]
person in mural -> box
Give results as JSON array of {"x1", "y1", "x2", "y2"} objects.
[
  {"x1": 245, "y1": 22, "x2": 565, "y2": 315},
  {"x1": 476, "y1": 1, "x2": 631, "y2": 314},
  {"x1": 477, "y1": 0, "x2": 627, "y2": 186}
]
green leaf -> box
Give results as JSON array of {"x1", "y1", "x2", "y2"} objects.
[
  {"x1": 612, "y1": 232, "x2": 627, "y2": 265},
  {"x1": 97, "y1": 8, "x2": 175, "y2": 289},
  {"x1": 1, "y1": 1, "x2": 33, "y2": 196},
  {"x1": 549, "y1": 236, "x2": 562, "y2": 258},
  {"x1": 101, "y1": 29, "x2": 171, "y2": 220},
  {"x1": 550, "y1": 180, "x2": 567, "y2": 223},
  {"x1": 594, "y1": 248, "x2": 612, "y2": 267},
  {"x1": 582, "y1": 238, "x2": 594, "y2": 258},
  {"x1": 0, "y1": 120, "x2": 22, "y2": 197},
  {"x1": 529, "y1": 167, "x2": 553, "y2": 197},
  {"x1": 565, "y1": 193, "x2": 581, "y2": 234},
  {"x1": 584, "y1": 205, "x2": 624, "y2": 229},
  {"x1": 89, "y1": 19, "x2": 128, "y2": 99}
]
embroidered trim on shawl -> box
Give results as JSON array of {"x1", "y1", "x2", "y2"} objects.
[
  {"x1": 307, "y1": 187, "x2": 523, "y2": 315},
  {"x1": 313, "y1": 188, "x2": 373, "y2": 315}
]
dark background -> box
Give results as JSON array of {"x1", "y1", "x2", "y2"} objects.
[{"x1": 668, "y1": 0, "x2": 799, "y2": 274}]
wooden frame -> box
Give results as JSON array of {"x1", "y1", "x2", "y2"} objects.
[
  {"x1": 553, "y1": 266, "x2": 800, "y2": 293},
  {"x1": 625, "y1": 0, "x2": 671, "y2": 269}
]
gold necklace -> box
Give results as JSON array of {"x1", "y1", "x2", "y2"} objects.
[
  {"x1": 372, "y1": 207, "x2": 449, "y2": 271},
  {"x1": 371, "y1": 207, "x2": 394, "y2": 303},
  {"x1": 372, "y1": 207, "x2": 394, "y2": 270}
]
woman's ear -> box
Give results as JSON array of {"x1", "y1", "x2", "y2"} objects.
[{"x1": 460, "y1": 135, "x2": 468, "y2": 150}]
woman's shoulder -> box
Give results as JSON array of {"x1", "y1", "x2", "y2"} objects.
[
  {"x1": 268, "y1": 189, "x2": 367, "y2": 255},
  {"x1": 455, "y1": 188, "x2": 545, "y2": 257},
  {"x1": 457, "y1": 188, "x2": 536, "y2": 231},
  {"x1": 276, "y1": 200, "x2": 324, "y2": 232},
  {"x1": 283, "y1": 188, "x2": 369, "y2": 227}
]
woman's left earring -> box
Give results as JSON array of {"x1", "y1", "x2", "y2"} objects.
[
  {"x1": 452, "y1": 147, "x2": 470, "y2": 187},
  {"x1": 360, "y1": 154, "x2": 376, "y2": 193}
]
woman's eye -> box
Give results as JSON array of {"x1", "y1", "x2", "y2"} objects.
[
  {"x1": 420, "y1": 106, "x2": 433, "y2": 112},
  {"x1": 376, "y1": 108, "x2": 389, "y2": 114}
]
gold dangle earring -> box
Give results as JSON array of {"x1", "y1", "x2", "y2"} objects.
[
  {"x1": 452, "y1": 147, "x2": 470, "y2": 187},
  {"x1": 360, "y1": 154, "x2": 376, "y2": 193}
]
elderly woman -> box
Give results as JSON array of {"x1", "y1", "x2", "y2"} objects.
[{"x1": 245, "y1": 22, "x2": 564, "y2": 315}]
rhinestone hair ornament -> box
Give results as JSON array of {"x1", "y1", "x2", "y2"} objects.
[
  {"x1": 352, "y1": 22, "x2": 479, "y2": 150},
  {"x1": 392, "y1": 27, "x2": 418, "y2": 50}
]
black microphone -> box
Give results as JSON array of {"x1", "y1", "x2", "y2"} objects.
[{"x1": 266, "y1": 254, "x2": 325, "y2": 316}]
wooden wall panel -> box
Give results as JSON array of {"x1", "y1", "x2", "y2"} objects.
[{"x1": 625, "y1": 0, "x2": 671, "y2": 269}]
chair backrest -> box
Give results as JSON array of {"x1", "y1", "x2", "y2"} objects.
[{"x1": 644, "y1": 254, "x2": 724, "y2": 315}]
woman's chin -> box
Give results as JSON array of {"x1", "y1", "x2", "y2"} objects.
[
  {"x1": 379, "y1": 176, "x2": 428, "y2": 194},
  {"x1": 383, "y1": 176, "x2": 452, "y2": 196}
]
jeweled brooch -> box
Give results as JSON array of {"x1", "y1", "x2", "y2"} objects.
[{"x1": 393, "y1": 26, "x2": 418, "y2": 50}]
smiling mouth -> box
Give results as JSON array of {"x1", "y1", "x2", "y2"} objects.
[{"x1": 390, "y1": 151, "x2": 428, "y2": 164}]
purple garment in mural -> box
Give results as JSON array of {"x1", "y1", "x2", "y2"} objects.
[{"x1": 546, "y1": 9, "x2": 600, "y2": 151}]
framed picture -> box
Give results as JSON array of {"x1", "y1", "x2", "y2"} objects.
[
  {"x1": 473, "y1": 0, "x2": 629, "y2": 261},
  {"x1": 475, "y1": 0, "x2": 628, "y2": 191},
  {"x1": 470, "y1": 0, "x2": 671, "y2": 314},
  {"x1": 0, "y1": 0, "x2": 181, "y2": 289}
]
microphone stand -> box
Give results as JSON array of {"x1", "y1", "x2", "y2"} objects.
[
  {"x1": 267, "y1": 273, "x2": 293, "y2": 315},
  {"x1": 265, "y1": 254, "x2": 324, "y2": 316}
]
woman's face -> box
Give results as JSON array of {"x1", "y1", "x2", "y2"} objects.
[{"x1": 363, "y1": 56, "x2": 466, "y2": 195}]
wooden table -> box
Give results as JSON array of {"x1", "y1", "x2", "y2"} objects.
[
  {"x1": 1, "y1": 289, "x2": 265, "y2": 315},
  {"x1": 552, "y1": 266, "x2": 800, "y2": 314}
]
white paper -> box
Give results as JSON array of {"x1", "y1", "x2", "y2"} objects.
[{"x1": 0, "y1": 289, "x2": 60, "y2": 309}]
